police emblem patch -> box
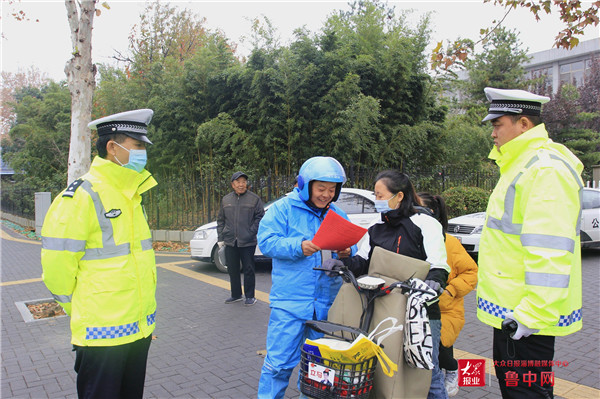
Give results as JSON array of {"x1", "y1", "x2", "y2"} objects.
[{"x1": 105, "y1": 209, "x2": 122, "y2": 218}]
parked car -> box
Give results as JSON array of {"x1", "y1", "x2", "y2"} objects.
[
  {"x1": 190, "y1": 188, "x2": 381, "y2": 272},
  {"x1": 446, "y1": 212, "x2": 486, "y2": 254},
  {"x1": 447, "y1": 187, "x2": 600, "y2": 254},
  {"x1": 581, "y1": 187, "x2": 600, "y2": 248}
]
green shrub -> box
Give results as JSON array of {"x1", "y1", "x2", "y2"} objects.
[{"x1": 442, "y1": 186, "x2": 490, "y2": 218}]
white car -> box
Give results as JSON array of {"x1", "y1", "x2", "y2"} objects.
[
  {"x1": 446, "y1": 212, "x2": 486, "y2": 254},
  {"x1": 581, "y1": 187, "x2": 600, "y2": 248},
  {"x1": 190, "y1": 188, "x2": 381, "y2": 272},
  {"x1": 447, "y1": 187, "x2": 600, "y2": 254}
]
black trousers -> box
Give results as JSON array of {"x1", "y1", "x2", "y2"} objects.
[
  {"x1": 74, "y1": 335, "x2": 152, "y2": 399},
  {"x1": 439, "y1": 343, "x2": 458, "y2": 371},
  {"x1": 493, "y1": 328, "x2": 555, "y2": 399},
  {"x1": 225, "y1": 243, "x2": 256, "y2": 299}
]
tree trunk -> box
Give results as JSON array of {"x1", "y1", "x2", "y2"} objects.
[{"x1": 64, "y1": 0, "x2": 97, "y2": 184}]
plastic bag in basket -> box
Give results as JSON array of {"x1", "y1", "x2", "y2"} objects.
[{"x1": 304, "y1": 317, "x2": 402, "y2": 377}]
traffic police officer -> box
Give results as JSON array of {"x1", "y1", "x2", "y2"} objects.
[
  {"x1": 41, "y1": 109, "x2": 158, "y2": 399},
  {"x1": 476, "y1": 88, "x2": 583, "y2": 398}
]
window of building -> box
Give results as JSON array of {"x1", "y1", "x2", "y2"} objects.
[
  {"x1": 560, "y1": 59, "x2": 590, "y2": 86},
  {"x1": 529, "y1": 67, "x2": 553, "y2": 88}
]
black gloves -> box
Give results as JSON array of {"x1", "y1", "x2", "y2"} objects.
[
  {"x1": 424, "y1": 268, "x2": 448, "y2": 296},
  {"x1": 424, "y1": 279, "x2": 443, "y2": 295},
  {"x1": 322, "y1": 258, "x2": 344, "y2": 277}
]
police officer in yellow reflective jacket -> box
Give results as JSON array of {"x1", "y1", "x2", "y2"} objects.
[
  {"x1": 41, "y1": 109, "x2": 158, "y2": 399},
  {"x1": 477, "y1": 88, "x2": 583, "y2": 399}
]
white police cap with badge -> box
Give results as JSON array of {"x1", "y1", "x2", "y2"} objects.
[
  {"x1": 88, "y1": 109, "x2": 154, "y2": 144},
  {"x1": 482, "y1": 87, "x2": 550, "y2": 122}
]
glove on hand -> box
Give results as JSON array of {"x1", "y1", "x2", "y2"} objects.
[
  {"x1": 424, "y1": 279, "x2": 443, "y2": 295},
  {"x1": 322, "y1": 258, "x2": 344, "y2": 277},
  {"x1": 504, "y1": 312, "x2": 539, "y2": 340},
  {"x1": 218, "y1": 241, "x2": 225, "y2": 249}
]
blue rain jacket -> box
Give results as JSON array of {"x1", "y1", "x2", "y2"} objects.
[{"x1": 258, "y1": 189, "x2": 357, "y2": 320}]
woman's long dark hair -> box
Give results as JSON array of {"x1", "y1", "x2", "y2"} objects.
[
  {"x1": 418, "y1": 192, "x2": 449, "y2": 233},
  {"x1": 375, "y1": 170, "x2": 421, "y2": 218}
]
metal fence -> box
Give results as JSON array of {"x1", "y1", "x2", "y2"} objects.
[
  {"x1": 1, "y1": 167, "x2": 499, "y2": 231},
  {"x1": 1, "y1": 186, "x2": 37, "y2": 219},
  {"x1": 143, "y1": 167, "x2": 498, "y2": 230}
]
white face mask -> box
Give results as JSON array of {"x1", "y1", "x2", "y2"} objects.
[
  {"x1": 113, "y1": 141, "x2": 147, "y2": 173},
  {"x1": 374, "y1": 193, "x2": 397, "y2": 213}
]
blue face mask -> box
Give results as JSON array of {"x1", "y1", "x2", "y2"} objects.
[
  {"x1": 374, "y1": 193, "x2": 397, "y2": 213},
  {"x1": 114, "y1": 142, "x2": 147, "y2": 173}
]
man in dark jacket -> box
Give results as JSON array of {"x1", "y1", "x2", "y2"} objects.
[{"x1": 217, "y1": 171, "x2": 265, "y2": 306}]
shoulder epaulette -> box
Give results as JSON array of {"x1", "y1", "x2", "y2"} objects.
[{"x1": 62, "y1": 178, "x2": 84, "y2": 198}]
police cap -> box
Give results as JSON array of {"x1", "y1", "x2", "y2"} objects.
[
  {"x1": 88, "y1": 109, "x2": 154, "y2": 144},
  {"x1": 482, "y1": 87, "x2": 550, "y2": 122}
]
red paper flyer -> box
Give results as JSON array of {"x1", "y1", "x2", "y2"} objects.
[{"x1": 312, "y1": 210, "x2": 368, "y2": 251}]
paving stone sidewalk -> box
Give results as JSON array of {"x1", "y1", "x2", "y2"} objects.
[{"x1": 1, "y1": 225, "x2": 598, "y2": 398}]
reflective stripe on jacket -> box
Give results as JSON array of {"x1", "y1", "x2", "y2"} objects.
[
  {"x1": 41, "y1": 156, "x2": 158, "y2": 346},
  {"x1": 477, "y1": 124, "x2": 583, "y2": 336}
]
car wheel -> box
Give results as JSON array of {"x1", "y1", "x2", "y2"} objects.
[{"x1": 212, "y1": 245, "x2": 228, "y2": 273}]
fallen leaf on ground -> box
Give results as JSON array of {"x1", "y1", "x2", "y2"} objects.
[{"x1": 27, "y1": 301, "x2": 66, "y2": 319}]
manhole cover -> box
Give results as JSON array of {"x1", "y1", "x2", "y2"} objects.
[{"x1": 15, "y1": 298, "x2": 67, "y2": 323}]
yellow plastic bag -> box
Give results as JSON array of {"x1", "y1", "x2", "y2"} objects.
[{"x1": 305, "y1": 318, "x2": 401, "y2": 377}]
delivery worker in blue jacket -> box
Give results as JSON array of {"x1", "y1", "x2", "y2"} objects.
[{"x1": 257, "y1": 156, "x2": 357, "y2": 399}]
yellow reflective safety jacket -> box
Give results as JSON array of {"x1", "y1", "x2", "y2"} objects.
[
  {"x1": 41, "y1": 156, "x2": 158, "y2": 346},
  {"x1": 477, "y1": 124, "x2": 583, "y2": 336}
]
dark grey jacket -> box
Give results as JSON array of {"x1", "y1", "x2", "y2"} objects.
[{"x1": 217, "y1": 190, "x2": 265, "y2": 247}]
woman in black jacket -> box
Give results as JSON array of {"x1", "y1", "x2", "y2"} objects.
[{"x1": 328, "y1": 170, "x2": 450, "y2": 399}]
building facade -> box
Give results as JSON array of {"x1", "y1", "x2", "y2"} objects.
[{"x1": 524, "y1": 37, "x2": 599, "y2": 93}]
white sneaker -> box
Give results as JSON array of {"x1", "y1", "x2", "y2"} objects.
[{"x1": 445, "y1": 369, "x2": 459, "y2": 397}]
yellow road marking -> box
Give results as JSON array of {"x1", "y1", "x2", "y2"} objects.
[
  {"x1": 0, "y1": 277, "x2": 43, "y2": 286},
  {"x1": 0, "y1": 230, "x2": 41, "y2": 245},
  {"x1": 157, "y1": 261, "x2": 270, "y2": 304}
]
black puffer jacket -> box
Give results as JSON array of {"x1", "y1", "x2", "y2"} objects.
[
  {"x1": 217, "y1": 191, "x2": 264, "y2": 247},
  {"x1": 343, "y1": 208, "x2": 449, "y2": 319}
]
